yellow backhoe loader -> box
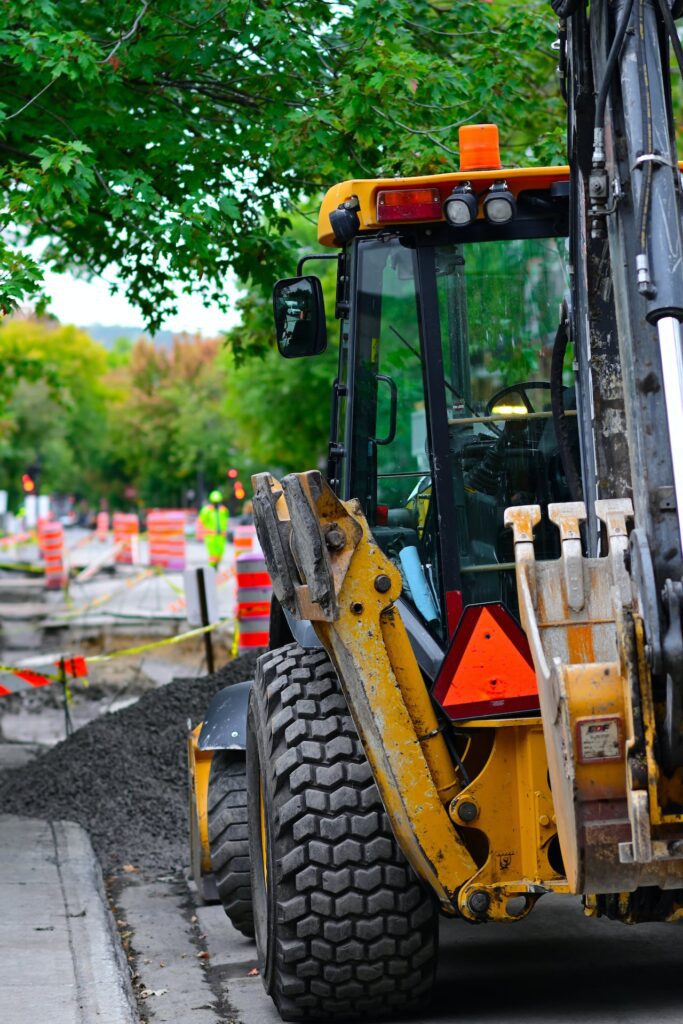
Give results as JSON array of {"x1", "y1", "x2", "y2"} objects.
[{"x1": 189, "y1": 1, "x2": 683, "y2": 1018}]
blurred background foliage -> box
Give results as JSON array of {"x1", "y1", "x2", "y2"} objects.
[{"x1": 0, "y1": 216, "x2": 340, "y2": 509}]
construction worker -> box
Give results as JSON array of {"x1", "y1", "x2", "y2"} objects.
[{"x1": 198, "y1": 490, "x2": 229, "y2": 569}]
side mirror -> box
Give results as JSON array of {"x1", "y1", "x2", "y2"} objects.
[{"x1": 272, "y1": 276, "x2": 327, "y2": 358}]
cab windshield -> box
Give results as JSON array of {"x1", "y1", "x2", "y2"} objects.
[{"x1": 349, "y1": 232, "x2": 572, "y2": 636}]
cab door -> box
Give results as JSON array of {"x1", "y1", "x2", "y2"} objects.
[{"x1": 347, "y1": 234, "x2": 446, "y2": 635}]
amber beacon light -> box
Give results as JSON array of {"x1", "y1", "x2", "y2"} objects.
[{"x1": 458, "y1": 123, "x2": 502, "y2": 172}]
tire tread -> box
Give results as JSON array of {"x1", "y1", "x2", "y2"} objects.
[
  {"x1": 252, "y1": 642, "x2": 437, "y2": 1020},
  {"x1": 208, "y1": 753, "x2": 254, "y2": 938}
]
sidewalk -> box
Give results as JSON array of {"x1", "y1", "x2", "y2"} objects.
[{"x1": 0, "y1": 815, "x2": 138, "y2": 1024}]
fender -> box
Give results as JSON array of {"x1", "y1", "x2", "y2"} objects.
[
  {"x1": 198, "y1": 679, "x2": 252, "y2": 752},
  {"x1": 283, "y1": 607, "x2": 322, "y2": 650}
]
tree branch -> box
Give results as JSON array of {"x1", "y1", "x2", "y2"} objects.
[
  {"x1": 3, "y1": 78, "x2": 58, "y2": 123},
  {"x1": 370, "y1": 105, "x2": 477, "y2": 154},
  {"x1": 99, "y1": 1, "x2": 151, "y2": 64}
]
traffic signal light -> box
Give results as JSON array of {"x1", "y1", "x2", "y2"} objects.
[
  {"x1": 234, "y1": 481, "x2": 246, "y2": 501},
  {"x1": 227, "y1": 468, "x2": 238, "y2": 479},
  {"x1": 22, "y1": 473, "x2": 35, "y2": 494}
]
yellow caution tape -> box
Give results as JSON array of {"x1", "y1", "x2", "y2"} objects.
[
  {"x1": 0, "y1": 663, "x2": 61, "y2": 684},
  {"x1": 0, "y1": 561, "x2": 44, "y2": 574},
  {"x1": 0, "y1": 617, "x2": 235, "y2": 696},
  {"x1": 68, "y1": 533, "x2": 98, "y2": 551},
  {"x1": 87, "y1": 618, "x2": 231, "y2": 664},
  {"x1": 157, "y1": 569, "x2": 185, "y2": 595},
  {"x1": 57, "y1": 566, "x2": 158, "y2": 620},
  {"x1": 0, "y1": 531, "x2": 36, "y2": 547}
]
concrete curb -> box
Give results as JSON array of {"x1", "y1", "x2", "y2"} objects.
[
  {"x1": 0, "y1": 815, "x2": 138, "y2": 1024},
  {"x1": 51, "y1": 820, "x2": 139, "y2": 1024}
]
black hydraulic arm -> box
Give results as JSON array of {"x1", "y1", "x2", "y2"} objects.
[{"x1": 556, "y1": 0, "x2": 683, "y2": 763}]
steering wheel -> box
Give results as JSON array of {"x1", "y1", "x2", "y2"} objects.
[{"x1": 485, "y1": 380, "x2": 552, "y2": 418}]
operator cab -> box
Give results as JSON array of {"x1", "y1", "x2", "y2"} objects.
[{"x1": 272, "y1": 125, "x2": 578, "y2": 717}]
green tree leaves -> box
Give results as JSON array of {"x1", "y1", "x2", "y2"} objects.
[{"x1": 0, "y1": 0, "x2": 562, "y2": 328}]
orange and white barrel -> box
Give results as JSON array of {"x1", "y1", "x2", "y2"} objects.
[
  {"x1": 195, "y1": 516, "x2": 206, "y2": 541},
  {"x1": 233, "y1": 523, "x2": 257, "y2": 557},
  {"x1": 42, "y1": 521, "x2": 66, "y2": 590},
  {"x1": 36, "y1": 515, "x2": 51, "y2": 554},
  {"x1": 147, "y1": 509, "x2": 186, "y2": 570},
  {"x1": 236, "y1": 551, "x2": 272, "y2": 650},
  {"x1": 112, "y1": 512, "x2": 139, "y2": 565},
  {"x1": 96, "y1": 511, "x2": 109, "y2": 542}
]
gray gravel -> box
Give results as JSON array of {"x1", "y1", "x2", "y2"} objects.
[{"x1": 0, "y1": 654, "x2": 257, "y2": 874}]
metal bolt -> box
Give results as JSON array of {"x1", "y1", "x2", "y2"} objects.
[
  {"x1": 374, "y1": 574, "x2": 391, "y2": 593},
  {"x1": 467, "y1": 890, "x2": 490, "y2": 917},
  {"x1": 324, "y1": 525, "x2": 345, "y2": 551},
  {"x1": 350, "y1": 601, "x2": 364, "y2": 615},
  {"x1": 456, "y1": 800, "x2": 478, "y2": 823},
  {"x1": 539, "y1": 814, "x2": 550, "y2": 827}
]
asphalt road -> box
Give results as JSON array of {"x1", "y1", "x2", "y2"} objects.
[{"x1": 120, "y1": 877, "x2": 683, "y2": 1024}]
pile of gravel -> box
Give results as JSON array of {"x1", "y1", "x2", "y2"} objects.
[{"x1": 0, "y1": 653, "x2": 258, "y2": 873}]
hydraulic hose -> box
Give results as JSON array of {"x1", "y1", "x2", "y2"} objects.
[
  {"x1": 635, "y1": 0, "x2": 655, "y2": 265},
  {"x1": 550, "y1": 0, "x2": 582, "y2": 16},
  {"x1": 550, "y1": 314, "x2": 583, "y2": 502},
  {"x1": 595, "y1": 0, "x2": 636, "y2": 133}
]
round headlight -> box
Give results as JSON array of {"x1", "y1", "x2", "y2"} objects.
[
  {"x1": 483, "y1": 183, "x2": 516, "y2": 224},
  {"x1": 443, "y1": 187, "x2": 478, "y2": 227}
]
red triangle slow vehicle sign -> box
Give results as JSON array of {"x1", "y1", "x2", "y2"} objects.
[{"x1": 433, "y1": 603, "x2": 539, "y2": 721}]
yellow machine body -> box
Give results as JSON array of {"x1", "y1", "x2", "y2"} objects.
[
  {"x1": 187, "y1": 725, "x2": 213, "y2": 881},
  {"x1": 254, "y1": 143, "x2": 683, "y2": 927}
]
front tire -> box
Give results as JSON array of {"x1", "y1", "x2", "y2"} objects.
[{"x1": 247, "y1": 643, "x2": 439, "y2": 1021}]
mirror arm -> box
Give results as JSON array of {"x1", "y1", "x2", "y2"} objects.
[{"x1": 296, "y1": 252, "x2": 339, "y2": 277}]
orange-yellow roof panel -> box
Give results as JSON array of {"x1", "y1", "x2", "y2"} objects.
[{"x1": 317, "y1": 165, "x2": 570, "y2": 247}]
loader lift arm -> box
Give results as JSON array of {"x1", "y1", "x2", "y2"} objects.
[
  {"x1": 253, "y1": 470, "x2": 568, "y2": 921},
  {"x1": 252, "y1": 469, "x2": 476, "y2": 912}
]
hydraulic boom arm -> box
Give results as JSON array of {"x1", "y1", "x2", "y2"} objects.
[{"x1": 508, "y1": 0, "x2": 683, "y2": 898}]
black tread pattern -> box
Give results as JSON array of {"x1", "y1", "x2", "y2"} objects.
[
  {"x1": 208, "y1": 753, "x2": 254, "y2": 938},
  {"x1": 252, "y1": 643, "x2": 438, "y2": 1020}
]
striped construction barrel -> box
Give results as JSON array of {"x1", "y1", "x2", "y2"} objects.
[
  {"x1": 112, "y1": 512, "x2": 139, "y2": 565},
  {"x1": 147, "y1": 509, "x2": 186, "y2": 570},
  {"x1": 36, "y1": 516, "x2": 50, "y2": 554},
  {"x1": 42, "y1": 521, "x2": 66, "y2": 590},
  {"x1": 233, "y1": 523, "x2": 257, "y2": 557},
  {"x1": 96, "y1": 511, "x2": 109, "y2": 542},
  {"x1": 236, "y1": 551, "x2": 272, "y2": 649}
]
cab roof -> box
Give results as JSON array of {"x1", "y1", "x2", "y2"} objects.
[{"x1": 317, "y1": 165, "x2": 570, "y2": 247}]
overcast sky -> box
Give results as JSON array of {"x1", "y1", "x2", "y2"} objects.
[{"x1": 41, "y1": 268, "x2": 242, "y2": 336}]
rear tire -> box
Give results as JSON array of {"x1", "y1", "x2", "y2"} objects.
[
  {"x1": 208, "y1": 753, "x2": 254, "y2": 938},
  {"x1": 247, "y1": 642, "x2": 439, "y2": 1021}
]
